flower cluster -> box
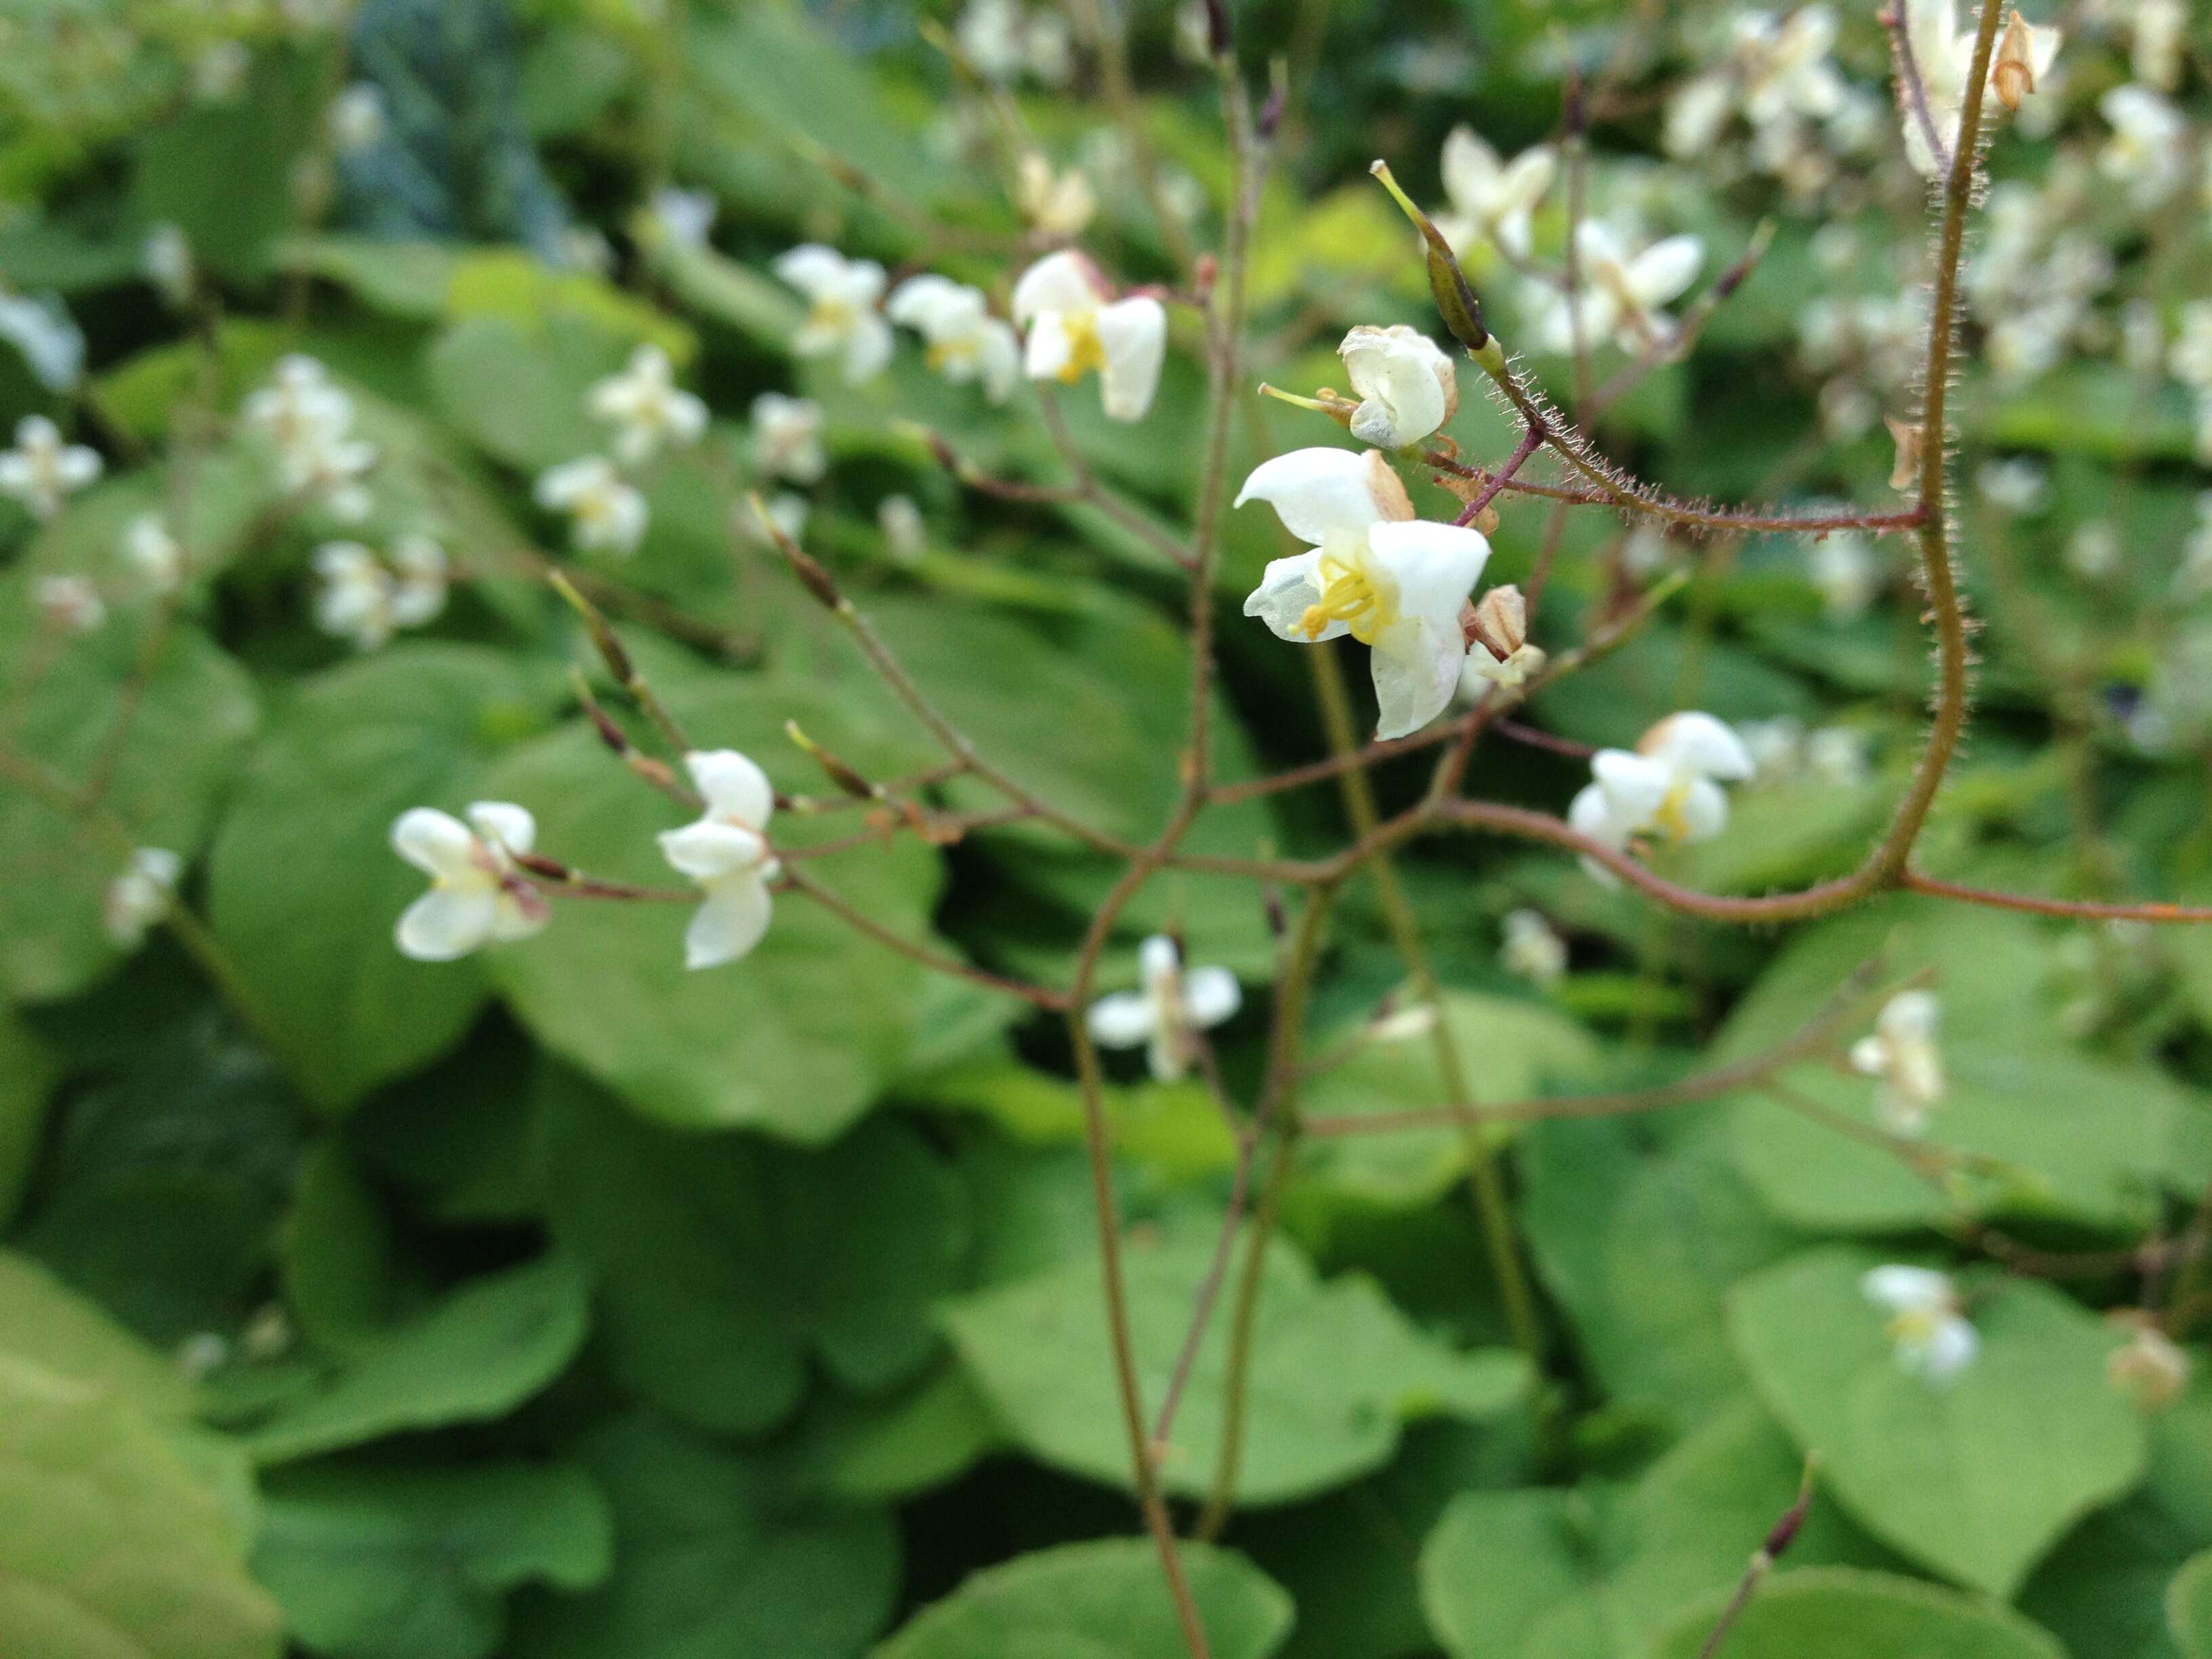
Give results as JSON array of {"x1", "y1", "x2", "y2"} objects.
[
  {"x1": 1568, "y1": 714, "x2": 1754, "y2": 882},
  {"x1": 0, "y1": 415, "x2": 102, "y2": 521},
  {"x1": 311, "y1": 536, "x2": 449, "y2": 651},
  {"x1": 243, "y1": 356, "x2": 376, "y2": 522}
]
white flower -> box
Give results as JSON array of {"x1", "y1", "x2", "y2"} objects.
[
  {"x1": 1738, "y1": 715, "x2": 1805, "y2": 781},
  {"x1": 123, "y1": 514, "x2": 186, "y2": 595},
  {"x1": 104, "y1": 847, "x2": 182, "y2": 948},
  {"x1": 1523, "y1": 222, "x2": 1702, "y2": 356},
  {"x1": 750, "y1": 393, "x2": 825, "y2": 485},
  {"x1": 390, "y1": 803, "x2": 548, "y2": 960},
  {"x1": 745, "y1": 492, "x2": 811, "y2": 548},
  {"x1": 2099, "y1": 85, "x2": 2188, "y2": 208},
  {"x1": 649, "y1": 186, "x2": 717, "y2": 250},
  {"x1": 1863, "y1": 1264, "x2": 1978, "y2": 1386},
  {"x1": 1338, "y1": 325, "x2": 1457, "y2": 449},
  {"x1": 1500, "y1": 909, "x2": 1567, "y2": 987},
  {"x1": 2068, "y1": 521, "x2": 2122, "y2": 583},
  {"x1": 1435, "y1": 127, "x2": 1556, "y2": 260},
  {"x1": 1809, "y1": 533, "x2": 1877, "y2": 620},
  {"x1": 1898, "y1": 0, "x2": 2060, "y2": 176},
  {"x1": 312, "y1": 542, "x2": 395, "y2": 649},
  {"x1": 1085, "y1": 934, "x2": 1240, "y2": 1082},
  {"x1": 1567, "y1": 712, "x2": 1753, "y2": 882},
  {"x1": 1237, "y1": 447, "x2": 1493, "y2": 740},
  {"x1": 34, "y1": 574, "x2": 105, "y2": 634},
  {"x1": 0, "y1": 291, "x2": 84, "y2": 392},
  {"x1": 958, "y1": 0, "x2": 1028, "y2": 81},
  {"x1": 1664, "y1": 75, "x2": 1736, "y2": 160},
  {"x1": 1851, "y1": 989, "x2": 1944, "y2": 1136},
  {"x1": 192, "y1": 40, "x2": 249, "y2": 101},
  {"x1": 772, "y1": 245, "x2": 893, "y2": 385},
  {"x1": 1805, "y1": 725, "x2": 1870, "y2": 786},
  {"x1": 589, "y1": 344, "x2": 707, "y2": 465},
  {"x1": 1023, "y1": 9, "x2": 1074, "y2": 85},
  {"x1": 244, "y1": 356, "x2": 375, "y2": 519},
  {"x1": 657, "y1": 750, "x2": 781, "y2": 970},
  {"x1": 142, "y1": 224, "x2": 194, "y2": 308},
  {"x1": 1738, "y1": 6, "x2": 1847, "y2": 129},
  {"x1": 1017, "y1": 152, "x2": 1097, "y2": 236},
  {"x1": 886, "y1": 275, "x2": 1021, "y2": 403},
  {"x1": 328, "y1": 81, "x2": 386, "y2": 152},
  {"x1": 1975, "y1": 457, "x2": 2048, "y2": 516},
  {"x1": 1010, "y1": 250, "x2": 1168, "y2": 422},
  {"x1": 878, "y1": 493, "x2": 927, "y2": 564},
  {"x1": 388, "y1": 534, "x2": 448, "y2": 628},
  {"x1": 535, "y1": 457, "x2": 648, "y2": 557},
  {"x1": 0, "y1": 415, "x2": 101, "y2": 520},
  {"x1": 2131, "y1": 0, "x2": 2186, "y2": 91}
]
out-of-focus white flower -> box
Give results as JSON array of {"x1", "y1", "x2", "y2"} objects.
[
  {"x1": 1665, "y1": 74, "x2": 1738, "y2": 160},
  {"x1": 2108, "y1": 1319, "x2": 2190, "y2": 1411},
  {"x1": 744, "y1": 492, "x2": 811, "y2": 548},
  {"x1": 1805, "y1": 725, "x2": 1870, "y2": 786},
  {"x1": 886, "y1": 275, "x2": 1021, "y2": 403},
  {"x1": 2131, "y1": 0, "x2": 2186, "y2": 92},
  {"x1": 1435, "y1": 127, "x2": 1556, "y2": 260},
  {"x1": 1738, "y1": 5, "x2": 1847, "y2": 129},
  {"x1": 104, "y1": 847, "x2": 182, "y2": 948},
  {"x1": 1568, "y1": 712, "x2": 1753, "y2": 882},
  {"x1": 312, "y1": 542, "x2": 395, "y2": 650},
  {"x1": 2098, "y1": 85, "x2": 2188, "y2": 208},
  {"x1": 1863, "y1": 1264, "x2": 1978, "y2": 1385},
  {"x1": 142, "y1": 224, "x2": 194, "y2": 308},
  {"x1": 1809, "y1": 532, "x2": 1878, "y2": 620},
  {"x1": 174, "y1": 1332, "x2": 230, "y2": 1382},
  {"x1": 1899, "y1": 0, "x2": 2060, "y2": 176},
  {"x1": 123, "y1": 514, "x2": 186, "y2": 595},
  {"x1": 35, "y1": 573, "x2": 105, "y2": 634},
  {"x1": 0, "y1": 416, "x2": 101, "y2": 520},
  {"x1": 958, "y1": 0, "x2": 1028, "y2": 81},
  {"x1": 243, "y1": 356, "x2": 375, "y2": 520},
  {"x1": 589, "y1": 344, "x2": 707, "y2": 465},
  {"x1": 1851, "y1": 989, "x2": 1944, "y2": 1136},
  {"x1": 390, "y1": 803, "x2": 548, "y2": 960},
  {"x1": 658, "y1": 750, "x2": 781, "y2": 970},
  {"x1": 1237, "y1": 447, "x2": 1492, "y2": 739},
  {"x1": 2068, "y1": 520, "x2": 2123, "y2": 583},
  {"x1": 192, "y1": 39, "x2": 250, "y2": 102},
  {"x1": 1085, "y1": 933, "x2": 1241, "y2": 1082},
  {"x1": 1975, "y1": 456, "x2": 2049, "y2": 516},
  {"x1": 0, "y1": 291, "x2": 84, "y2": 392},
  {"x1": 1338, "y1": 325, "x2": 1457, "y2": 449},
  {"x1": 772, "y1": 245, "x2": 893, "y2": 385},
  {"x1": 750, "y1": 393, "x2": 825, "y2": 485},
  {"x1": 1523, "y1": 222, "x2": 1702, "y2": 356},
  {"x1": 1023, "y1": 8, "x2": 1073, "y2": 85},
  {"x1": 1620, "y1": 524, "x2": 1679, "y2": 577},
  {"x1": 328, "y1": 82, "x2": 386, "y2": 152},
  {"x1": 1010, "y1": 250, "x2": 1168, "y2": 422},
  {"x1": 1017, "y1": 152, "x2": 1097, "y2": 236},
  {"x1": 388, "y1": 535, "x2": 449, "y2": 628},
  {"x1": 878, "y1": 493, "x2": 927, "y2": 564},
  {"x1": 2121, "y1": 299, "x2": 2165, "y2": 379},
  {"x1": 535, "y1": 457, "x2": 647, "y2": 557},
  {"x1": 1500, "y1": 908, "x2": 1568, "y2": 987},
  {"x1": 1738, "y1": 715, "x2": 1806, "y2": 781},
  {"x1": 649, "y1": 186, "x2": 718, "y2": 250}
]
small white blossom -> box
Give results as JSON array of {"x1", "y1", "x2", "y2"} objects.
[
  {"x1": 878, "y1": 493, "x2": 928, "y2": 564},
  {"x1": 388, "y1": 535, "x2": 449, "y2": 628},
  {"x1": 2098, "y1": 85, "x2": 2188, "y2": 209},
  {"x1": 312, "y1": 542, "x2": 394, "y2": 650},
  {"x1": 1851, "y1": 989, "x2": 1944, "y2": 1136},
  {"x1": 1237, "y1": 447, "x2": 1493, "y2": 740},
  {"x1": 657, "y1": 750, "x2": 781, "y2": 970},
  {"x1": 958, "y1": 0, "x2": 1029, "y2": 81},
  {"x1": 649, "y1": 186, "x2": 717, "y2": 251},
  {"x1": 1085, "y1": 934, "x2": 1241, "y2": 1082},
  {"x1": 35, "y1": 573, "x2": 105, "y2": 634},
  {"x1": 192, "y1": 39, "x2": 250, "y2": 102},
  {"x1": 1567, "y1": 712, "x2": 1753, "y2": 882},
  {"x1": 589, "y1": 344, "x2": 708, "y2": 465},
  {"x1": 750, "y1": 393, "x2": 826, "y2": 485},
  {"x1": 772, "y1": 245, "x2": 894, "y2": 385},
  {"x1": 1863, "y1": 1264, "x2": 1978, "y2": 1385},
  {"x1": 243, "y1": 356, "x2": 375, "y2": 520},
  {"x1": 1523, "y1": 222, "x2": 1702, "y2": 356},
  {"x1": 0, "y1": 415, "x2": 101, "y2": 520},
  {"x1": 1017, "y1": 152, "x2": 1097, "y2": 237},
  {"x1": 2067, "y1": 520, "x2": 2122, "y2": 583},
  {"x1": 104, "y1": 847, "x2": 182, "y2": 948},
  {"x1": 123, "y1": 514, "x2": 186, "y2": 595},
  {"x1": 1898, "y1": 0, "x2": 2060, "y2": 176},
  {"x1": 1805, "y1": 726, "x2": 1870, "y2": 787},
  {"x1": 0, "y1": 292, "x2": 84, "y2": 392},
  {"x1": 1338, "y1": 325, "x2": 1457, "y2": 450},
  {"x1": 745, "y1": 492, "x2": 811, "y2": 548},
  {"x1": 2130, "y1": 0, "x2": 2186, "y2": 94},
  {"x1": 1435, "y1": 127, "x2": 1556, "y2": 260},
  {"x1": 390, "y1": 803, "x2": 548, "y2": 960},
  {"x1": 1010, "y1": 250, "x2": 1168, "y2": 422},
  {"x1": 1808, "y1": 533, "x2": 1877, "y2": 620},
  {"x1": 1975, "y1": 457, "x2": 2048, "y2": 516},
  {"x1": 328, "y1": 82, "x2": 386, "y2": 152},
  {"x1": 535, "y1": 457, "x2": 648, "y2": 557},
  {"x1": 1500, "y1": 909, "x2": 1568, "y2": 987},
  {"x1": 886, "y1": 275, "x2": 1021, "y2": 403},
  {"x1": 142, "y1": 224, "x2": 195, "y2": 308}
]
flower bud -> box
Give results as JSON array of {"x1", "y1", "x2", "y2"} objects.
[
  {"x1": 1462, "y1": 585, "x2": 1547, "y2": 688},
  {"x1": 1885, "y1": 417, "x2": 1925, "y2": 493},
  {"x1": 1992, "y1": 13, "x2": 2040, "y2": 114},
  {"x1": 2107, "y1": 1317, "x2": 2190, "y2": 1412}
]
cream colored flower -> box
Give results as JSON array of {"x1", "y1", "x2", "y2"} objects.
[
  {"x1": 0, "y1": 415, "x2": 100, "y2": 520},
  {"x1": 1085, "y1": 934, "x2": 1240, "y2": 1082},
  {"x1": 1567, "y1": 712, "x2": 1752, "y2": 882},
  {"x1": 1851, "y1": 990, "x2": 1944, "y2": 1136},
  {"x1": 390, "y1": 804, "x2": 549, "y2": 960},
  {"x1": 1863, "y1": 1264, "x2": 1978, "y2": 1385},
  {"x1": 1435, "y1": 127, "x2": 1555, "y2": 260},
  {"x1": 657, "y1": 750, "x2": 781, "y2": 970},
  {"x1": 1500, "y1": 909, "x2": 1567, "y2": 987},
  {"x1": 104, "y1": 847, "x2": 182, "y2": 949},
  {"x1": 886, "y1": 275, "x2": 1021, "y2": 403},
  {"x1": 1523, "y1": 222, "x2": 1702, "y2": 356},
  {"x1": 535, "y1": 457, "x2": 647, "y2": 557},
  {"x1": 1010, "y1": 250, "x2": 1167, "y2": 422},
  {"x1": 590, "y1": 344, "x2": 707, "y2": 465},
  {"x1": 1338, "y1": 325, "x2": 1457, "y2": 449},
  {"x1": 773, "y1": 245, "x2": 894, "y2": 384}
]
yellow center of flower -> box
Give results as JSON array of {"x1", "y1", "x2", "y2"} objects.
[
  {"x1": 809, "y1": 296, "x2": 856, "y2": 334},
  {"x1": 1055, "y1": 312, "x2": 1106, "y2": 383},
  {"x1": 1651, "y1": 779, "x2": 1694, "y2": 842},
  {"x1": 1886, "y1": 1307, "x2": 1940, "y2": 1348},
  {"x1": 1296, "y1": 552, "x2": 1391, "y2": 645}
]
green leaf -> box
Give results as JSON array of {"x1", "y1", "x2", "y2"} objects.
[
  {"x1": 246, "y1": 1253, "x2": 589, "y2": 1465},
  {"x1": 253, "y1": 1461, "x2": 613, "y2": 1659},
  {"x1": 208, "y1": 646, "x2": 562, "y2": 1111},
  {"x1": 0, "y1": 1008, "x2": 58, "y2": 1229},
  {"x1": 1647, "y1": 1567, "x2": 2065, "y2": 1659},
  {"x1": 2169, "y1": 1550, "x2": 2212, "y2": 1659},
  {"x1": 539, "y1": 1069, "x2": 968, "y2": 1435},
  {"x1": 1729, "y1": 1246, "x2": 2146, "y2": 1596},
  {"x1": 281, "y1": 1140, "x2": 421, "y2": 1361},
  {"x1": 1420, "y1": 1486, "x2": 1601, "y2": 1659},
  {"x1": 0, "y1": 581, "x2": 258, "y2": 1003},
  {"x1": 0, "y1": 1248, "x2": 192, "y2": 1420},
  {"x1": 876, "y1": 1537, "x2": 1294, "y2": 1659},
  {"x1": 944, "y1": 1228, "x2": 1528, "y2": 1504},
  {"x1": 426, "y1": 315, "x2": 631, "y2": 475},
  {"x1": 509, "y1": 1416, "x2": 898, "y2": 1659}
]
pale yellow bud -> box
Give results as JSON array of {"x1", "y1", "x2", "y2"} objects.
[
  {"x1": 1886, "y1": 417, "x2": 1925, "y2": 493},
  {"x1": 1992, "y1": 12, "x2": 2039, "y2": 114}
]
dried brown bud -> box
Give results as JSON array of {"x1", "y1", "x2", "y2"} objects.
[
  {"x1": 548, "y1": 570, "x2": 636, "y2": 685},
  {"x1": 1364, "y1": 449, "x2": 1416, "y2": 523},
  {"x1": 1462, "y1": 585, "x2": 1546, "y2": 691},
  {"x1": 1885, "y1": 417, "x2": 1926, "y2": 493},
  {"x1": 752, "y1": 494, "x2": 844, "y2": 610},
  {"x1": 785, "y1": 719, "x2": 880, "y2": 801},
  {"x1": 1992, "y1": 12, "x2": 2038, "y2": 112}
]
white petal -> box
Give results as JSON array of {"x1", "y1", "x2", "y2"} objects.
[
  {"x1": 1879, "y1": 989, "x2": 1940, "y2": 1044},
  {"x1": 1022, "y1": 311, "x2": 1077, "y2": 381},
  {"x1": 886, "y1": 274, "x2": 966, "y2": 329},
  {"x1": 1365, "y1": 519, "x2": 1492, "y2": 625},
  {"x1": 1627, "y1": 234, "x2": 1704, "y2": 310},
  {"x1": 1369, "y1": 611, "x2": 1467, "y2": 740},
  {"x1": 390, "y1": 808, "x2": 478, "y2": 880},
  {"x1": 1591, "y1": 749, "x2": 1674, "y2": 832},
  {"x1": 685, "y1": 749, "x2": 774, "y2": 830},
  {"x1": 1439, "y1": 125, "x2": 1502, "y2": 209},
  {"x1": 1342, "y1": 326, "x2": 1450, "y2": 449},
  {"x1": 1862, "y1": 1263, "x2": 1950, "y2": 1313},
  {"x1": 659, "y1": 819, "x2": 768, "y2": 882},
  {"x1": 1923, "y1": 1315, "x2": 1979, "y2": 1384},
  {"x1": 1568, "y1": 781, "x2": 1628, "y2": 848},
  {"x1": 1182, "y1": 966, "x2": 1242, "y2": 1029},
  {"x1": 1086, "y1": 989, "x2": 1158, "y2": 1049},
  {"x1": 772, "y1": 244, "x2": 847, "y2": 299},
  {"x1": 1010, "y1": 250, "x2": 1104, "y2": 327},
  {"x1": 489, "y1": 886, "x2": 551, "y2": 943},
  {"x1": 1499, "y1": 146, "x2": 1558, "y2": 213},
  {"x1": 1233, "y1": 448, "x2": 1387, "y2": 548},
  {"x1": 1096, "y1": 297, "x2": 1166, "y2": 421},
  {"x1": 683, "y1": 876, "x2": 773, "y2": 968},
  {"x1": 979, "y1": 323, "x2": 1023, "y2": 403},
  {"x1": 1241, "y1": 550, "x2": 1339, "y2": 641},
  {"x1": 1137, "y1": 933, "x2": 1180, "y2": 986},
  {"x1": 466, "y1": 802, "x2": 537, "y2": 858},
  {"x1": 1674, "y1": 777, "x2": 1729, "y2": 843},
  {"x1": 1642, "y1": 711, "x2": 1753, "y2": 781},
  {"x1": 843, "y1": 313, "x2": 895, "y2": 384},
  {"x1": 396, "y1": 887, "x2": 497, "y2": 960}
]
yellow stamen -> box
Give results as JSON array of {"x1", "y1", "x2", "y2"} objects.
[
  {"x1": 1296, "y1": 554, "x2": 1388, "y2": 644},
  {"x1": 1652, "y1": 781, "x2": 1693, "y2": 842},
  {"x1": 1056, "y1": 312, "x2": 1106, "y2": 383}
]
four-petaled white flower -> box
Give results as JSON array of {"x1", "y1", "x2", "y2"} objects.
[
  {"x1": 1238, "y1": 447, "x2": 1494, "y2": 741},
  {"x1": 1851, "y1": 989, "x2": 1944, "y2": 1136},
  {"x1": 886, "y1": 275, "x2": 1021, "y2": 404},
  {"x1": 1338, "y1": 325, "x2": 1458, "y2": 450},
  {"x1": 0, "y1": 291, "x2": 85, "y2": 392},
  {"x1": 1524, "y1": 222, "x2": 1702, "y2": 356},
  {"x1": 1010, "y1": 251, "x2": 1168, "y2": 423},
  {"x1": 649, "y1": 186, "x2": 718, "y2": 251},
  {"x1": 1567, "y1": 712, "x2": 1753, "y2": 882},
  {"x1": 243, "y1": 356, "x2": 375, "y2": 520},
  {"x1": 1085, "y1": 934, "x2": 1241, "y2": 1082},
  {"x1": 1500, "y1": 909, "x2": 1568, "y2": 988},
  {"x1": 657, "y1": 750, "x2": 782, "y2": 970},
  {"x1": 535, "y1": 457, "x2": 648, "y2": 557},
  {"x1": 390, "y1": 802, "x2": 549, "y2": 961},
  {"x1": 750, "y1": 393, "x2": 826, "y2": 485},
  {"x1": 123, "y1": 513, "x2": 186, "y2": 594},
  {"x1": 589, "y1": 344, "x2": 707, "y2": 466},
  {"x1": 773, "y1": 245, "x2": 895, "y2": 385},
  {"x1": 1898, "y1": 0, "x2": 2060, "y2": 177},
  {"x1": 34, "y1": 573, "x2": 105, "y2": 634},
  {"x1": 1435, "y1": 126, "x2": 1556, "y2": 260},
  {"x1": 104, "y1": 847, "x2": 182, "y2": 948},
  {"x1": 312, "y1": 535, "x2": 447, "y2": 650},
  {"x1": 0, "y1": 415, "x2": 101, "y2": 520},
  {"x1": 1862, "y1": 1264, "x2": 1978, "y2": 1386},
  {"x1": 1016, "y1": 152, "x2": 1097, "y2": 236}
]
